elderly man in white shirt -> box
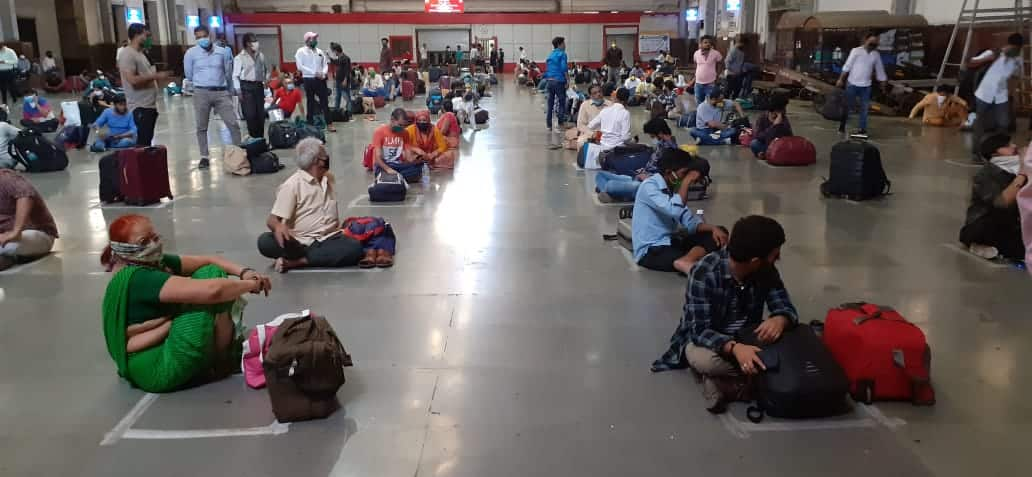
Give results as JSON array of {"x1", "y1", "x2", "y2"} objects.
[
  {"x1": 588, "y1": 87, "x2": 632, "y2": 156},
  {"x1": 295, "y1": 32, "x2": 331, "y2": 126},
  {"x1": 968, "y1": 33, "x2": 1025, "y2": 163},
  {"x1": 835, "y1": 32, "x2": 887, "y2": 138}
]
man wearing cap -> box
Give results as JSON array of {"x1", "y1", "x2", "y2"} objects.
[
  {"x1": 184, "y1": 25, "x2": 241, "y2": 169},
  {"x1": 295, "y1": 32, "x2": 331, "y2": 126}
]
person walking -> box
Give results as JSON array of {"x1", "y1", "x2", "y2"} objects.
[
  {"x1": 379, "y1": 38, "x2": 393, "y2": 73},
  {"x1": 233, "y1": 33, "x2": 269, "y2": 140},
  {"x1": 835, "y1": 31, "x2": 888, "y2": 139},
  {"x1": 604, "y1": 42, "x2": 623, "y2": 85},
  {"x1": 330, "y1": 43, "x2": 353, "y2": 117},
  {"x1": 0, "y1": 45, "x2": 18, "y2": 104},
  {"x1": 119, "y1": 23, "x2": 169, "y2": 147},
  {"x1": 544, "y1": 36, "x2": 569, "y2": 135},
  {"x1": 295, "y1": 32, "x2": 331, "y2": 128},
  {"x1": 967, "y1": 33, "x2": 1024, "y2": 163},
  {"x1": 184, "y1": 25, "x2": 242, "y2": 169}
]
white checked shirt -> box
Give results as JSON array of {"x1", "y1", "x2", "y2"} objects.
[
  {"x1": 842, "y1": 47, "x2": 887, "y2": 88},
  {"x1": 974, "y1": 49, "x2": 1023, "y2": 104},
  {"x1": 587, "y1": 103, "x2": 631, "y2": 151},
  {"x1": 294, "y1": 46, "x2": 328, "y2": 79}
]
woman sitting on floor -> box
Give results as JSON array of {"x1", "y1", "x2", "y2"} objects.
[
  {"x1": 102, "y1": 214, "x2": 272, "y2": 393},
  {"x1": 408, "y1": 110, "x2": 456, "y2": 169},
  {"x1": 438, "y1": 100, "x2": 461, "y2": 148}
]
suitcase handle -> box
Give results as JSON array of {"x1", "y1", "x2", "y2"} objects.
[{"x1": 893, "y1": 348, "x2": 936, "y2": 406}]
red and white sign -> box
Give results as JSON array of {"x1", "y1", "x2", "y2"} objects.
[{"x1": 425, "y1": 0, "x2": 464, "y2": 13}]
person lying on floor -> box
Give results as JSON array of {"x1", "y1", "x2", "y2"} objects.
[
  {"x1": 258, "y1": 138, "x2": 365, "y2": 272},
  {"x1": 20, "y1": 90, "x2": 56, "y2": 130},
  {"x1": 102, "y1": 213, "x2": 272, "y2": 393},
  {"x1": 408, "y1": 110, "x2": 456, "y2": 170},
  {"x1": 909, "y1": 85, "x2": 969, "y2": 127},
  {"x1": 691, "y1": 90, "x2": 745, "y2": 145},
  {"x1": 0, "y1": 169, "x2": 58, "y2": 271},
  {"x1": 596, "y1": 117, "x2": 678, "y2": 203},
  {"x1": 373, "y1": 108, "x2": 425, "y2": 181},
  {"x1": 959, "y1": 134, "x2": 1027, "y2": 261},
  {"x1": 90, "y1": 95, "x2": 137, "y2": 152},
  {"x1": 568, "y1": 83, "x2": 612, "y2": 149},
  {"x1": 632, "y1": 148, "x2": 727, "y2": 273},
  {"x1": 651, "y1": 215, "x2": 798, "y2": 414},
  {"x1": 749, "y1": 96, "x2": 793, "y2": 159}
]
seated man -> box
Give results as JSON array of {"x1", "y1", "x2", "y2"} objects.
[
  {"x1": 452, "y1": 92, "x2": 476, "y2": 125},
  {"x1": 569, "y1": 83, "x2": 612, "y2": 148},
  {"x1": 909, "y1": 85, "x2": 969, "y2": 127},
  {"x1": 596, "y1": 117, "x2": 678, "y2": 203},
  {"x1": 361, "y1": 68, "x2": 386, "y2": 97},
  {"x1": 373, "y1": 108, "x2": 424, "y2": 181},
  {"x1": 624, "y1": 75, "x2": 642, "y2": 94},
  {"x1": 632, "y1": 148, "x2": 727, "y2": 273},
  {"x1": 652, "y1": 215, "x2": 798, "y2": 414},
  {"x1": 20, "y1": 91, "x2": 57, "y2": 130},
  {"x1": 691, "y1": 90, "x2": 746, "y2": 146},
  {"x1": 749, "y1": 96, "x2": 793, "y2": 159},
  {"x1": 0, "y1": 169, "x2": 59, "y2": 270},
  {"x1": 273, "y1": 78, "x2": 305, "y2": 119},
  {"x1": 959, "y1": 134, "x2": 1027, "y2": 261},
  {"x1": 90, "y1": 96, "x2": 137, "y2": 152},
  {"x1": 588, "y1": 87, "x2": 632, "y2": 157},
  {"x1": 407, "y1": 110, "x2": 456, "y2": 170},
  {"x1": 258, "y1": 138, "x2": 364, "y2": 273},
  {"x1": 0, "y1": 121, "x2": 21, "y2": 170},
  {"x1": 670, "y1": 87, "x2": 698, "y2": 129}
]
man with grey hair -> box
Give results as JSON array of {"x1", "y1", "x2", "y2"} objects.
[{"x1": 257, "y1": 138, "x2": 363, "y2": 272}]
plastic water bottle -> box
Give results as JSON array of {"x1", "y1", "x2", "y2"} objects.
[{"x1": 421, "y1": 163, "x2": 430, "y2": 187}]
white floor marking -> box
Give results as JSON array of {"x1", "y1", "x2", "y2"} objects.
[
  {"x1": 99, "y1": 393, "x2": 159, "y2": 446},
  {"x1": 287, "y1": 267, "x2": 384, "y2": 273},
  {"x1": 858, "y1": 404, "x2": 907, "y2": 430},
  {"x1": 121, "y1": 421, "x2": 289, "y2": 440},
  {"x1": 719, "y1": 407, "x2": 901, "y2": 439},
  {"x1": 940, "y1": 243, "x2": 1010, "y2": 269},
  {"x1": 0, "y1": 254, "x2": 54, "y2": 275},
  {"x1": 347, "y1": 194, "x2": 424, "y2": 208},
  {"x1": 591, "y1": 193, "x2": 632, "y2": 207},
  {"x1": 717, "y1": 413, "x2": 751, "y2": 439},
  {"x1": 79, "y1": 169, "x2": 98, "y2": 174},
  {"x1": 944, "y1": 159, "x2": 982, "y2": 169}
]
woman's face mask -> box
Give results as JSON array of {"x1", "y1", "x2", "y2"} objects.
[
  {"x1": 417, "y1": 122, "x2": 432, "y2": 133},
  {"x1": 285, "y1": 83, "x2": 295, "y2": 91},
  {"x1": 110, "y1": 239, "x2": 164, "y2": 265}
]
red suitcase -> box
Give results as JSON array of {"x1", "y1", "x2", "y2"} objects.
[
  {"x1": 822, "y1": 303, "x2": 935, "y2": 405},
  {"x1": 119, "y1": 146, "x2": 172, "y2": 206},
  {"x1": 373, "y1": 96, "x2": 386, "y2": 109},
  {"x1": 362, "y1": 144, "x2": 375, "y2": 170},
  {"x1": 402, "y1": 80, "x2": 415, "y2": 100},
  {"x1": 404, "y1": 70, "x2": 418, "y2": 82},
  {"x1": 738, "y1": 130, "x2": 754, "y2": 147},
  {"x1": 765, "y1": 136, "x2": 816, "y2": 166}
]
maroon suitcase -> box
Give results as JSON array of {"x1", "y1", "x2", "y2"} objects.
[
  {"x1": 119, "y1": 146, "x2": 172, "y2": 205},
  {"x1": 404, "y1": 70, "x2": 418, "y2": 82},
  {"x1": 439, "y1": 75, "x2": 451, "y2": 90},
  {"x1": 765, "y1": 136, "x2": 817, "y2": 167},
  {"x1": 402, "y1": 80, "x2": 415, "y2": 100},
  {"x1": 373, "y1": 96, "x2": 386, "y2": 109}
]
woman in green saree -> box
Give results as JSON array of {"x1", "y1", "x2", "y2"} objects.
[{"x1": 101, "y1": 214, "x2": 272, "y2": 393}]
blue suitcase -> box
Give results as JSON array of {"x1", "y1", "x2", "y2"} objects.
[{"x1": 602, "y1": 144, "x2": 654, "y2": 176}]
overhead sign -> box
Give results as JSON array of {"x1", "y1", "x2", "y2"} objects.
[
  {"x1": 425, "y1": 0, "x2": 464, "y2": 13},
  {"x1": 126, "y1": 8, "x2": 144, "y2": 25},
  {"x1": 639, "y1": 34, "x2": 670, "y2": 56}
]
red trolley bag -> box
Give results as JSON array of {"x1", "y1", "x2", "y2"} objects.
[
  {"x1": 765, "y1": 136, "x2": 816, "y2": 166},
  {"x1": 401, "y1": 80, "x2": 415, "y2": 100},
  {"x1": 373, "y1": 96, "x2": 386, "y2": 109},
  {"x1": 362, "y1": 144, "x2": 375, "y2": 170},
  {"x1": 821, "y1": 302, "x2": 935, "y2": 405},
  {"x1": 119, "y1": 146, "x2": 172, "y2": 206}
]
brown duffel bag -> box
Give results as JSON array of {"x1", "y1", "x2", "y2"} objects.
[{"x1": 263, "y1": 311, "x2": 353, "y2": 422}]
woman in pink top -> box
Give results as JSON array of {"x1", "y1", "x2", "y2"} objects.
[
  {"x1": 692, "y1": 35, "x2": 723, "y2": 102},
  {"x1": 1020, "y1": 144, "x2": 1032, "y2": 274}
]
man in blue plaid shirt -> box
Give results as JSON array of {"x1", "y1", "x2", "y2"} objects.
[{"x1": 652, "y1": 215, "x2": 798, "y2": 413}]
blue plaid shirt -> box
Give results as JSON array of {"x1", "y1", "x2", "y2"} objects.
[
  {"x1": 651, "y1": 249, "x2": 799, "y2": 372},
  {"x1": 635, "y1": 137, "x2": 678, "y2": 176}
]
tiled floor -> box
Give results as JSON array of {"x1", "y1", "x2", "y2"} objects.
[{"x1": 1, "y1": 79, "x2": 1029, "y2": 477}]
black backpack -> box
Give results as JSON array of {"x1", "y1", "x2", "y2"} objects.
[
  {"x1": 819, "y1": 89, "x2": 848, "y2": 121},
  {"x1": 268, "y1": 121, "x2": 299, "y2": 149},
  {"x1": 242, "y1": 138, "x2": 270, "y2": 158},
  {"x1": 98, "y1": 152, "x2": 122, "y2": 203},
  {"x1": 249, "y1": 151, "x2": 284, "y2": 174},
  {"x1": 9, "y1": 129, "x2": 68, "y2": 172},
  {"x1": 740, "y1": 324, "x2": 851, "y2": 423},
  {"x1": 821, "y1": 140, "x2": 891, "y2": 200}
]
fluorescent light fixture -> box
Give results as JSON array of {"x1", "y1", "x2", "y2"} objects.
[
  {"x1": 126, "y1": 8, "x2": 144, "y2": 25},
  {"x1": 644, "y1": 10, "x2": 654, "y2": 13},
  {"x1": 583, "y1": 11, "x2": 599, "y2": 14},
  {"x1": 610, "y1": 10, "x2": 619, "y2": 13},
  {"x1": 208, "y1": 16, "x2": 221, "y2": 28},
  {"x1": 186, "y1": 15, "x2": 200, "y2": 28},
  {"x1": 726, "y1": 0, "x2": 741, "y2": 11},
  {"x1": 685, "y1": 8, "x2": 699, "y2": 21}
]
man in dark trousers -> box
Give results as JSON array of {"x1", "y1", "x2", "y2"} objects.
[
  {"x1": 604, "y1": 42, "x2": 623, "y2": 85},
  {"x1": 294, "y1": 32, "x2": 332, "y2": 129},
  {"x1": 490, "y1": 48, "x2": 499, "y2": 73},
  {"x1": 380, "y1": 38, "x2": 393, "y2": 73},
  {"x1": 498, "y1": 48, "x2": 505, "y2": 73},
  {"x1": 233, "y1": 33, "x2": 269, "y2": 140}
]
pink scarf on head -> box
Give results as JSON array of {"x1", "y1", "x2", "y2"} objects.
[{"x1": 1019, "y1": 145, "x2": 1032, "y2": 275}]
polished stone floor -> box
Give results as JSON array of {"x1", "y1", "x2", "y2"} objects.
[{"x1": 1, "y1": 79, "x2": 1030, "y2": 477}]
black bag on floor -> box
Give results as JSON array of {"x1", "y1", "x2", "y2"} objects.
[
  {"x1": 601, "y1": 144, "x2": 653, "y2": 176},
  {"x1": 242, "y1": 138, "x2": 270, "y2": 158},
  {"x1": 268, "y1": 121, "x2": 299, "y2": 149},
  {"x1": 350, "y1": 96, "x2": 364, "y2": 115},
  {"x1": 821, "y1": 140, "x2": 891, "y2": 200},
  {"x1": 368, "y1": 172, "x2": 408, "y2": 202},
  {"x1": 296, "y1": 122, "x2": 326, "y2": 143},
  {"x1": 98, "y1": 152, "x2": 122, "y2": 203},
  {"x1": 249, "y1": 151, "x2": 284, "y2": 174},
  {"x1": 9, "y1": 129, "x2": 68, "y2": 172},
  {"x1": 740, "y1": 324, "x2": 851, "y2": 422},
  {"x1": 328, "y1": 107, "x2": 350, "y2": 123},
  {"x1": 474, "y1": 108, "x2": 489, "y2": 125},
  {"x1": 820, "y1": 89, "x2": 848, "y2": 121}
]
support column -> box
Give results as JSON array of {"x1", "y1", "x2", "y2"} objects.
[{"x1": 0, "y1": 0, "x2": 18, "y2": 42}]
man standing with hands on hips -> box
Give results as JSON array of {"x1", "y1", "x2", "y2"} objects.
[
  {"x1": 296, "y1": 32, "x2": 331, "y2": 128},
  {"x1": 836, "y1": 31, "x2": 887, "y2": 139},
  {"x1": 184, "y1": 25, "x2": 241, "y2": 170},
  {"x1": 120, "y1": 23, "x2": 170, "y2": 147}
]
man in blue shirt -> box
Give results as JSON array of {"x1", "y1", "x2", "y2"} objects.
[
  {"x1": 184, "y1": 25, "x2": 241, "y2": 169},
  {"x1": 652, "y1": 215, "x2": 798, "y2": 414},
  {"x1": 595, "y1": 116, "x2": 678, "y2": 202},
  {"x1": 632, "y1": 148, "x2": 727, "y2": 273},
  {"x1": 691, "y1": 90, "x2": 745, "y2": 145},
  {"x1": 544, "y1": 36, "x2": 568, "y2": 133},
  {"x1": 89, "y1": 96, "x2": 137, "y2": 152}
]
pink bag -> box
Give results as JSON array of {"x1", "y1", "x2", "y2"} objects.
[
  {"x1": 241, "y1": 310, "x2": 308, "y2": 389},
  {"x1": 1019, "y1": 147, "x2": 1032, "y2": 275}
]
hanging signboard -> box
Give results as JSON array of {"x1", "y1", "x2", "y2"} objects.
[
  {"x1": 425, "y1": 0, "x2": 464, "y2": 13},
  {"x1": 639, "y1": 34, "x2": 670, "y2": 56}
]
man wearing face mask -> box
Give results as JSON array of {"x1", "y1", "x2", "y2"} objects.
[
  {"x1": 233, "y1": 33, "x2": 269, "y2": 140},
  {"x1": 379, "y1": 38, "x2": 393, "y2": 74},
  {"x1": 959, "y1": 134, "x2": 1028, "y2": 261},
  {"x1": 631, "y1": 148, "x2": 727, "y2": 274},
  {"x1": 295, "y1": 32, "x2": 331, "y2": 127},
  {"x1": 119, "y1": 23, "x2": 170, "y2": 147},
  {"x1": 967, "y1": 33, "x2": 1024, "y2": 164},
  {"x1": 603, "y1": 43, "x2": 622, "y2": 85},
  {"x1": 652, "y1": 215, "x2": 797, "y2": 414},
  {"x1": 835, "y1": 32, "x2": 887, "y2": 139},
  {"x1": 185, "y1": 25, "x2": 241, "y2": 169},
  {"x1": 571, "y1": 83, "x2": 611, "y2": 148},
  {"x1": 372, "y1": 108, "x2": 422, "y2": 181},
  {"x1": 273, "y1": 78, "x2": 304, "y2": 119},
  {"x1": 596, "y1": 117, "x2": 679, "y2": 203}
]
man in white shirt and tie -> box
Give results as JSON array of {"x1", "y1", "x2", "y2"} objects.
[
  {"x1": 586, "y1": 86, "x2": 632, "y2": 154},
  {"x1": 968, "y1": 33, "x2": 1024, "y2": 163},
  {"x1": 295, "y1": 32, "x2": 330, "y2": 126},
  {"x1": 836, "y1": 32, "x2": 887, "y2": 139}
]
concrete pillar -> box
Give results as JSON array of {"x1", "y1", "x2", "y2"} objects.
[
  {"x1": 702, "y1": 0, "x2": 716, "y2": 37},
  {"x1": 0, "y1": 0, "x2": 18, "y2": 41}
]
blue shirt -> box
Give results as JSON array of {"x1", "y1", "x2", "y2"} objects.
[
  {"x1": 94, "y1": 108, "x2": 137, "y2": 138},
  {"x1": 695, "y1": 99, "x2": 733, "y2": 129},
  {"x1": 184, "y1": 45, "x2": 234, "y2": 91},
  {"x1": 631, "y1": 173, "x2": 702, "y2": 261},
  {"x1": 544, "y1": 49, "x2": 568, "y2": 82}
]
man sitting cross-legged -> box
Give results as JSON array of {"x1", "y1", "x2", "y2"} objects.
[{"x1": 691, "y1": 90, "x2": 745, "y2": 146}]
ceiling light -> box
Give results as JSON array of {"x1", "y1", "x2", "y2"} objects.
[{"x1": 644, "y1": 10, "x2": 654, "y2": 13}]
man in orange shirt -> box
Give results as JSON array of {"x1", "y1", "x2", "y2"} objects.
[
  {"x1": 407, "y1": 110, "x2": 456, "y2": 170},
  {"x1": 372, "y1": 108, "x2": 423, "y2": 181}
]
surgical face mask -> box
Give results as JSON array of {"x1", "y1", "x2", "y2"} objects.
[
  {"x1": 110, "y1": 239, "x2": 164, "y2": 265},
  {"x1": 592, "y1": 98, "x2": 605, "y2": 106},
  {"x1": 417, "y1": 122, "x2": 432, "y2": 133},
  {"x1": 285, "y1": 83, "x2": 295, "y2": 91},
  {"x1": 197, "y1": 37, "x2": 212, "y2": 50},
  {"x1": 391, "y1": 125, "x2": 406, "y2": 133},
  {"x1": 991, "y1": 155, "x2": 1021, "y2": 174},
  {"x1": 250, "y1": 42, "x2": 260, "y2": 51},
  {"x1": 1006, "y1": 47, "x2": 1021, "y2": 58},
  {"x1": 667, "y1": 171, "x2": 683, "y2": 191},
  {"x1": 308, "y1": 40, "x2": 318, "y2": 49},
  {"x1": 142, "y1": 37, "x2": 153, "y2": 50}
]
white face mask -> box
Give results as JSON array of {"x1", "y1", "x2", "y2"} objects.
[{"x1": 991, "y1": 155, "x2": 1021, "y2": 174}]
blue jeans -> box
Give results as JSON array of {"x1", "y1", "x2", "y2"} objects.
[
  {"x1": 91, "y1": 136, "x2": 135, "y2": 152},
  {"x1": 841, "y1": 84, "x2": 872, "y2": 131},
  {"x1": 677, "y1": 111, "x2": 697, "y2": 129},
  {"x1": 546, "y1": 79, "x2": 567, "y2": 128},
  {"x1": 384, "y1": 78, "x2": 398, "y2": 100},
  {"x1": 335, "y1": 80, "x2": 350, "y2": 112},
  {"x1": 691, "y1": 127, "x2": 739, "y2": 145},
  {"x1": 750, "y1": 139, "x2": 767, "y2": 157},
  {"x1": 362, "y1": 88, "x2": 385, "y2": 97},
  {"x1": 695, "y1": 82, "x2": 715, "y2": 102},
  {"x1": 595, "y1": 171, "x2": 641, "y2": 201},
  {"x1": 374, "y1": 161, "x2": 425, "y2": 182}
]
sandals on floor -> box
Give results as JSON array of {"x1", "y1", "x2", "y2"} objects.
[
  {"x1": 359, "y1": 251, "x2": 377, "y2": 269},
  {"x1": 375, "y1": 250, "x2": 394, "y2": 268}
]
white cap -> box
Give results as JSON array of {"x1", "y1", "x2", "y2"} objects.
[{"x1": 304, "y1": 32, "x2": 318, "y2": 41}]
